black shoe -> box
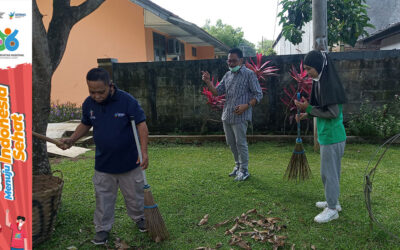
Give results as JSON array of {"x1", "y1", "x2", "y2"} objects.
[
  {"x1": 136, "y1": 218, "x2": 147, "y2": 232},
  {"x1": 91, "y1": 231, "x2": 109, "y2": 245}
]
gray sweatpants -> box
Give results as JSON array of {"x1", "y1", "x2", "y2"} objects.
[
  {"x1": 223, "y1": 121, "x2": 249, "y2": 172},
  {"x1": 92, "y1": 166, "x2": 144, "y2": 232},
  {"x1": 320, "y1": 141, "x2": 345, "y2": 209}
]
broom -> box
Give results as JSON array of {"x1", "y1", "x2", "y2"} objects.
[
  {"x1": 130, "y1": 117, "x2": 169, "y2": 242},
  {"x1": 284, "y1": 92, "x2": 311, "y2": 181}
]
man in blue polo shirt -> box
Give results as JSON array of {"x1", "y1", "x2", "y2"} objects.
[{"x1": 59, "y1": 68, "x2": 149, "y2": 245}]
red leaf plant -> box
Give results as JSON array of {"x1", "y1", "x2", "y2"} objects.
[
  {"x1": 245, "y1": 53, "x2": 279, "y2": 93},
  {"x1": 202, "y1": 76, "x2": 226, "y2": 110},
  {"x1": 280, "y1": 60, "x2": 313, "y2": 124}
]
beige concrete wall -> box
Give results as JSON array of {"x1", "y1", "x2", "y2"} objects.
[{"x1": 38, "y1": 0, "x2": 147, "y2": 104}]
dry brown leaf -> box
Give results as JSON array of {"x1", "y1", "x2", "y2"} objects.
[
  {"x1": 246, "y1": 208, "x2": 257, "y2": 215},
  {"x1": 291, "y1": 244, "x2": 296, "y2": 250},
  {"x1": 228, "y1": 235, "x2": 241, "y2": 246},
  {"x1": 311, "y1": 245, "x2": 316, "y2": 250},
  {"x1": 155, "y1": 236, "x2": 162, "y2": 243},
  {"x1": 267, "y1": 217, "x2": 281, "y2": 223},
  {"x1": 227, "y1": 223, "x2": 239, "y2": 234},
  {"x1": 236, "y1": 240, "x2": 251, "y2": 250},
  {"x1": 256, "y1": 219, "x2": 266, "y2": 227},
  {"x1": 195, "y1": 247, "x2": 212, "y2": 250},
  {"x1": 215, "y1": 242, "x2": 223, "y2": 249},
  {"x1": 66, "y1": 247, "x2": 77, "y2": 250},
  {"x1": 114, "y1": 238, "x2": 130, "y2": 250},
  {"x1": 251, "y1": 234, "x2": 261, "y2": 241},
  {"x1": 241, "y1": 213, "x2": 247, "y2": 219},
  {"x1": 239, "y1": 231, "x2": 254, "y2": 236},
  {"x1": 198, "y1": 214, "x2": 209, "y2": 226},
  {"x1": 213, "y1": 219, "x2": 230, "y2": 229},
  {"x1": 242, "y1": 220, "x2": 255, "y2": 228}
]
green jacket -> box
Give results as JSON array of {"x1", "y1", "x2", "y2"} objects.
[{"x1": 306, "y1": 104, "x2": 346, "y2": 145}]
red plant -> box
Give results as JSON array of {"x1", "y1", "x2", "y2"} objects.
[
  {"x1": 245, "y1": 53, "x2": 279, "y2": 93},
  {"x1": 280, "y1": 61, "x2": 313, "y2": 123},
  {"x1": 202, "y1": 77, "x2": 226, "y2": 110}
]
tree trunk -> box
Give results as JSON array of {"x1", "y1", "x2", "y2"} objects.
[
  {"x1": 32, "y1": 0, "x2": 105, "y2": 175},
  {"x1": 33, "y1": 0, "x2": 53, "y2": 175}
]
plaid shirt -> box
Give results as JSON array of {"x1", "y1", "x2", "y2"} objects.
[{"x1": 216, "y1": 65, "x2": 263, "y2": 124}]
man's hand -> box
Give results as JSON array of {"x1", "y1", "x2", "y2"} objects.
[
  {"x1": 234, "y1": 104, "x2": 249, "y2": 115},
  {"x1": 136, "y1": 153, "x2": 149, "y2": 170},
  {"x1": 58, "y1": 138, "x2": 74, "y2": 150},
  {"x1": 201, "y1": 71, "x2": 211, "y2": 84},
  {"x1": 294, "y1": 96, "x2": 309, "y2": 111},
  {"x1": 295, "y1": 113, "x2": 308, "y2": 123}
]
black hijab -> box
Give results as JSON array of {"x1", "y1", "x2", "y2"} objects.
[{"x1": 304, "y1": 50, "x2": 347, "y2": 109}]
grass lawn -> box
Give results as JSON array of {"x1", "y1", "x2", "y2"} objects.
[{"x1": 36, "y1": 141, "x2": 400, "y2": 249}]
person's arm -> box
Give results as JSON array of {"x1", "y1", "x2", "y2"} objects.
[
  {"x1": 201, "y1": 71, "x2": 226, "y2": 96},
  {"x1": 235, "y1": 72, "x2": 262, "y2": 115},
  {"x1": 24, "y1": 238, "x2": 29, "y2": 250},
  {"x1": 59, "y1": 123, "x2": 91, "y2": 150},
  {"x1": 306, "y1": 104, "x2": 339, "y2": 119},
  {"x1": 136, "y1": 121, "x2": 149, "y2": 170},
  {"x1": 5, "y1": 209, "x2": 10, "y2": 228},
  {"x1": 295, "y1": 97, "x2": 339, "y2": 119},
  {"x1": 248, "y1": 71, "x2": 263, "y2": 105}
]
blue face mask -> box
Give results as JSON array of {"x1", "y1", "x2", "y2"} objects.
[{"x1": 229, "y1": 65, "x2": 241, "y2": 72}]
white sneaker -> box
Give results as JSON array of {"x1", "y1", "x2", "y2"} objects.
[
  {"x1": 314, "y1": 207, "x2": 339, "y2": 223},
  {"x1": 315, "y1": 201, "x2": 342, "y2": 212}
]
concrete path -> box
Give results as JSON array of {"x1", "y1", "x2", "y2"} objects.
[{"x1": 46, "y1": 121, "x2": 91, "y2": 158}]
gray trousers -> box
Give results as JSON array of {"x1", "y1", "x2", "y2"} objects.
[
  {"x1": 320, "y1": 141, "x2": 345, "y2": 209},
  {"x1": 92, "y1": 166, "x2": 144, "y2": 232},
  {"x1": 223, "y1": 121, "x2": 249, "y2": 172}
]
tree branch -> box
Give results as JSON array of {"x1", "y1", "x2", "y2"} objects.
[{"x1": 47, "y1": 0, "x2": 105, "y2": 71}]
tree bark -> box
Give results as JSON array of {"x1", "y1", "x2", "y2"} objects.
[{"x1": 32, "y1": 0, "x2": 105, "y2": 175}]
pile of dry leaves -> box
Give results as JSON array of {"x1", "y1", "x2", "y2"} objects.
[{"x1": 196, "y1": 209, "x2": 287, "y2": 250}]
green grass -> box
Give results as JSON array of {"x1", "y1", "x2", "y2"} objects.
[{"x1": 36, "y1": 142, "x2": 400, "y2": 249}]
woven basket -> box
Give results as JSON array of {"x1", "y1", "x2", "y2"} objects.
[{"x1": 32, "y1": 171, "x2": 64, "y2": 246}]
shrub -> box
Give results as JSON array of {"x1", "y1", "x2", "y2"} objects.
[
  {"x1": 347, "y1": 95, "x2": 400, "y2": 138},
  {"x1": 49, "y1": 102, "x2": 82, "y2": 123}
]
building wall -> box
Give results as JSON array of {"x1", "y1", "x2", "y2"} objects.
[
  {"x1": 197, "y1": 46, "x2": 215, "y2": 59},
  {"x1": 144, "y1": 28, "x2": 155, "y2": 62},
  {"x1": 274, "y1": 22, "x2": 313, "y2": 55},
  {"x1": 380, "y1": 33, "x2": 400, "y2": 50},
  {"x1": 37, "y1": 0, "x2": 148, "y2": 104},
  {"x1": 110, "y1": 50, "x2": 400, "y2": 134}
]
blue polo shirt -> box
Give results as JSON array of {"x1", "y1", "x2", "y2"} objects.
[{"x1": 81, "y1": 88, "x2": 146, "y2": 174}]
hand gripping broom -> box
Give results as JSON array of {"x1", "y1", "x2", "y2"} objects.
[
  {"x1": 284, "y1": 93, "x2": 311, "y2": 181},
  {"x1": 130, "y1": 117, "x2": 169, "y2": 242}
]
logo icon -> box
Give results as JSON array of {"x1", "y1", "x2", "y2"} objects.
[
  {"x1": 0, "y1": 28, "x2": 19, "y2": 51},
  {"x1": 8, "y1": 12, "x2": 14, "y2": 19}
]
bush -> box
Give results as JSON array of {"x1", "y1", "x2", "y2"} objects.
[
  {"x1": 49, "y1": 102, "x2": 82, "y2": 123},
  {"x1": 347, "y1": 96, "x2": 400, "y2": 138}
]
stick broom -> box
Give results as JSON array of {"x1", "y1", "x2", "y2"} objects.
[
  {"x1": 130, "y1": 117, "x2": 169, "y2": 242},
  {"x1": 285, "y1": 93, "x2": 311, "y2": 181}
]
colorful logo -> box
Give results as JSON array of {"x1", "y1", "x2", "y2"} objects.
[
  {"x1": 9, "y1": 12, "x2": 14, "y2": 19},
  {"x1": 14, "y1": 233, "x2": 21, "y2": 239},
  {"x1": 0, "y1": 28, "x2": 19, "y2": 51}
]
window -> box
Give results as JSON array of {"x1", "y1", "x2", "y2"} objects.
[
  {"x1": 192, "y1": 47, "x2": 197, "y2": 57},
  {"x1": 153, "y1": 32, "x2": 166, "y2": 61}
]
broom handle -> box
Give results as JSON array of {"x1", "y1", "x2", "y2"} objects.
[
  {"x1": 297, "y1": 92, "x2": 301, "y2": 139},
  {"x1": 32, "y1": 131, "x2": 64, "y2": 146},
  {"x1": 130, "y1": 117, "x2": 149, "y2": 186}
]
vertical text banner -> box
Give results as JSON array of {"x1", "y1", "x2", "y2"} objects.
[{"x1": 0, "y1": 0, "x2": 32, "y2": 249}]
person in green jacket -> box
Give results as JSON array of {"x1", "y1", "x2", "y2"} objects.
[{"x1": 295, "y1": 50, "x2": 347, "y2": 223}]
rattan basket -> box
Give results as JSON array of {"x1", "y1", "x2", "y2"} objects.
[{"x1": 32, "y1": 171, "x2": 64, "y2": 246}]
